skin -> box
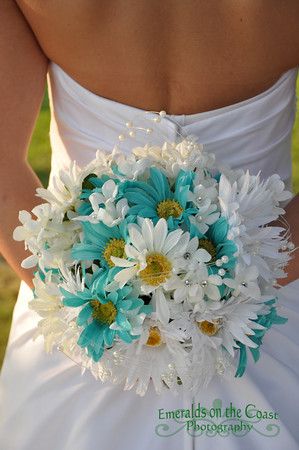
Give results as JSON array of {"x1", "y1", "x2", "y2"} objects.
[{"x1": 0, "y1": 0, "x2": 298, "y2": 289}]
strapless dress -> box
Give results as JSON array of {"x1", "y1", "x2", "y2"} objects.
[{"x1": 0, "y1": 61, "x2": 298, "y2": 450}]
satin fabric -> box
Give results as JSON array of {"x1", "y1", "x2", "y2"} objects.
[{"x1": 0, "y1": 61, "x2": 298, "y2": 450}]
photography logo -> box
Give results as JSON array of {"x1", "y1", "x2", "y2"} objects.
[{"x1": 155, "y1": 399, "x2": 280, "y2": 438}]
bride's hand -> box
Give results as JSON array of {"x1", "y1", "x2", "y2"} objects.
[{"x1": 277, "y1": 194, "x2": 299, "y2": 287}]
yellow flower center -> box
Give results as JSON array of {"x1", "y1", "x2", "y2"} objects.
[
  {"x1": 145, "y1": 326, "x2": 163, "y2": 347},
  {"x1": 90, "y1": 299, "x2": 117, "y2": 325},
  {"x1": 139, "y1": 252, "x2": 172, "y2": 286},
  {"x1": 198, "y1": 238, "x2": 217, "y2": 263},
  {"x1": 103, "y1": 238, "x2": 126, "y2": 267},
  {"x1": 197, "y1": 320, "x2": 221, "y2": 336},
  {"x1": 156, "y1": 199, "x2": 183, "y2": 219}
]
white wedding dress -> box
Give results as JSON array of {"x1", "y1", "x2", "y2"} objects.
[{"x1": 0, "y1": 61, "x2": 298, "y2": 450}]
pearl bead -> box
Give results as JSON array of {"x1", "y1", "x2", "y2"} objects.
[
  {"x1": 216, "y1": 360, "x2": 225, "y2": 375},
  {"x1": 218, "y1": 269, "x2": 225, "y2": 276},
  {"x1": 69, "y1": 320, "x2": 77, "y2": 329},
  {"x1": 118, "y1": 134, "x2": 126, "y2": 141},
  {"x1": 126, "y1": 121, "x2": 133, "y2": 128},
  {"x1": 215, "y1": 259, "x2": 223, "y2": 267},
  {"x1": 159, "y1": 110, "x2": 167, "y2": 117},
  {"x1": 288, "y1": 242, "x2": 295, "y2": 250},
  {"x1": 184, "y1": 279, "x2": 191, "y2": 286},
  {"x1": 146, "y1": 128, "x2": 153, "y2": 134},
  {"x1": 153, "y1": 116, "x2": 161, "y2": 123},
  {"x1": 221, "y1": 255, "x2": 229, "y2": 263},
  {"x1": 128, "y1": 130, "x2": 136, "y2": 138},
  {"x1": 201, "y1": 280, "x2": 208, "y2": 287}
]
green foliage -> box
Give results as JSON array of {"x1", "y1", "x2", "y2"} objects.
[{"x1": 27, "y1": 93, "x2": 51, "y2": 187}]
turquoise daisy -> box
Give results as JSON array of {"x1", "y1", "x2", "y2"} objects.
[
  {"x1": 190, "y1": 217, "x2": 238, "y2": 273},
  {"x1": 120, "y1": 167, "x2": 198, "y2": 230},
  {"x1": 235, "y1": 299, "x2": 288, "y2": 377},
  {"x1": 60, "y1": 268, "x2": 152, "y2": 362},
  {"x1": 71, "y1": 219, "x2": 134, "y2": 270}
]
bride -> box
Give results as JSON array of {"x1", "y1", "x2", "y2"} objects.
[{"x1": 0, "y1": 1, "x2": 298, "y2": 449}]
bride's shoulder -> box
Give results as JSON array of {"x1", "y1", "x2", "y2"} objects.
[{"x1": 14, "y1": 0, "x2": 299, "y2": 65}]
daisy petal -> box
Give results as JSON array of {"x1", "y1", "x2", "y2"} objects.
[
  {"x1": 141, "y1": 219, "x2": 154, "y2": 251},
  {"x1": 153, "y1": 218, "x2": 168, "y2": 252},
  {"x1": 110, "y1": 256, "x2": 136, "y2": 267},
  {"x1": 195, "y1": 248, "x2": 212, "y2": 262},
  {"x1": 114, "y1": 266, "x2": 137, "y2": 287},
  {"x1": 128, "y1": 225, "x2": 146, "y2": 252},
  {"x1": 154, "y1": 289, "x2": 170, "y2": 325},
  {"x1": 163, "y1": 229, "x2": 183, "y2": 254}
]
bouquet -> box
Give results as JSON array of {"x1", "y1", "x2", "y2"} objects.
[{"x1": 13, "y1": 111, "x2": 295, "y2": 396}]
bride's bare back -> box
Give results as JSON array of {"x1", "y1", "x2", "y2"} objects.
[{"x1": 15, "y1": 0, "x2": 299, "y2": 114}]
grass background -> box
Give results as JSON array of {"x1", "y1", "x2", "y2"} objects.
[{"x1": 0, "y1": 77, "x2": 299, "y2": 368}]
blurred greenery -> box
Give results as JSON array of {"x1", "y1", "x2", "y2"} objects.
[
  {"x1": 27, "y1": 92, "x2": 52, "y2": 187},
  {"x1": 0, "y1": 76, "x2": 299, "y2": 368}
]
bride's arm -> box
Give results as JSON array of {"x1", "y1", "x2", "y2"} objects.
[
  {"x1": 278, "y1": 193, "x2": 299, "y2": 286},
  {"x1": 0, "y1": 1, "x2": 48, "y2": 290}
]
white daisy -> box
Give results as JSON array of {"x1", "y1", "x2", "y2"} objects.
[
  {"x1": 170, "y1": 311, "x2": 228, "y2": 392},
  {"x1": 35, "y1": 160, "x2": 88, "y2": 215},
  {"x1": 189, "y1": 205, "x2": 220, "y2": 235},
  {"x1": 13, "y1": 204, "x2": 80, "y2": 271},
  {"x1": 107, "y1": 317, "x2": 190, "y2": 396},
  {"x1": 72, "y1": 179, "x2": 129, "y2": 227},
  {"x1": 28, "y1": 271, "x2": 68, "y2": 352},
  {"x1": 111, "y1": 218, "x2": 189, "y2": 292},
  {"x1": 264, "y1": 174, "x2": 293, "y2": 204},
  {"x1": 223, "y1": 264, "x2": 261, "y2": 300},
  {"x1": 204, "y1": 296, "x2": 266, "y2": 357},
  {"x1": 114, "y1": 150, "x2": 151, "y2": 180},
  {"x1": 175, "y1": 235, "x2": 212, "y2": 270},
  {"x1": 188, "y1": 176, "x2": 220, "y2": 233},
  {"x1": 132, "y1": 138, "x2": 213, "y2": 179},
  {"x1": 165, "y1": 263, "x2": 223, "y2": 304},
  {"x1": 240, "y1": 225, "x2": 292, "y2": 281},
  {"x1": 13, "y1": 204, "x2": 53, "y2": 248}
]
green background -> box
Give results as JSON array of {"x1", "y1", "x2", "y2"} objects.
[{"x1": 0, "y1": 78, "x2": 299, "y2": 367}]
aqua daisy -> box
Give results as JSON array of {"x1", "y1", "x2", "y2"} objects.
[
  {"x1": 71, "y1": 219, "x2": 134, "y2": 269},
  {"x1": 120, "y1": 167, "x2": 197, "y2": 230},
  {"x1": 190, "y1": 217, "x2": 238, "y2": 273},
  {"x1": 60, "y1": 269, "x2": 152, "y2": 362}
]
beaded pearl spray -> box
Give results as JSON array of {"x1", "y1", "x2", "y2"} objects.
[{"x1": 115, "y1": 109, "x2": 199, "y2": 153}]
